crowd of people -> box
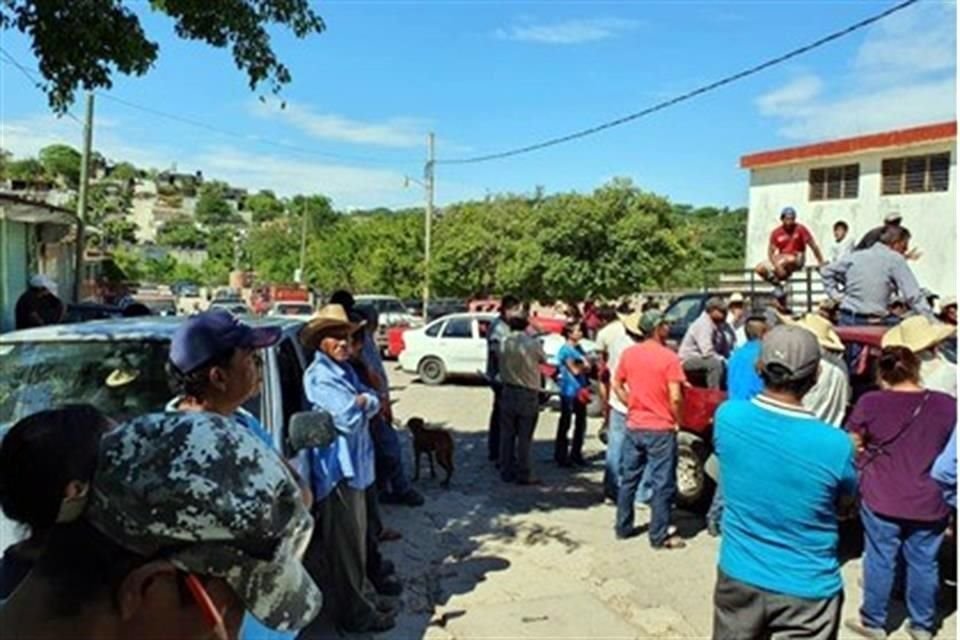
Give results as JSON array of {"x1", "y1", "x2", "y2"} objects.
[
  {"x1": 1, "y1": 204, "x2": 957, "y2": 639},
  {"x1": 0, "y1": 288, "x2": 428, "y2": 638}
]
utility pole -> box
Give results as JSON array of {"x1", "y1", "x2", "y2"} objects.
[
  {"x1": 423, "y1": 132, "x2": 435, "y2": 319},
  {"x1": 73, "y1": 92, "x2": 95, "y2": 303},
  {"x1": 296, "y1": 198, "x2": 308, "y2": 284}
]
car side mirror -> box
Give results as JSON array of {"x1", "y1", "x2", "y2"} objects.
[{"x1": 286, "y1": 410, "x2": 336, "y2": 455}]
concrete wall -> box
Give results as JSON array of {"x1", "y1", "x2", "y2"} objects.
[{"x1": 745, "y1": 139, "x2": 957, "y2": 298}]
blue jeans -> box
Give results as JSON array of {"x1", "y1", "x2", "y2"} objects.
[
  {"x1": 371, "y1": 416, "x2": 411, "y2": 497},
  {"x1": 707, "y1": 482, "x2": 724, "y2": 528},
  {"x1": 860, "y1": 504, "x2": 946, "y2": 632},
  {"x1": 616, "y1": 428, "x2": 677, "y2": 546},
  {"x1": 603, "y1": 409, "x2": 651, "y2": 504}
]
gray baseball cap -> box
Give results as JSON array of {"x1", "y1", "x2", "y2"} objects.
[
  {"x1": 761, "y1": 324, "x2": 821, "y2": 381},
  {"x1": 705, "y1": 296, "x2": 728, "y2": 312},
  {"x1": 82, "y1": 412, "x2": 322, "y2": 631}
]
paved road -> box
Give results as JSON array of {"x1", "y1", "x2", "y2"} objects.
[{"x1": 312, "y1": 368, "x2": 957, "y2": 639}]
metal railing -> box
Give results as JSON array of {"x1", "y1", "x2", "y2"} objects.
[{"x1": 701, "y1": 267, "x2": 827, "y2": 314}]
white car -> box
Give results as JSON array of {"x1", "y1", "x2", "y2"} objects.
[
  {"x1": 399, "y1": 313, "x2": 496, "y2": 384},
  {"x1": 268, "y1": 301, "x2": 314, "y2": 318}
]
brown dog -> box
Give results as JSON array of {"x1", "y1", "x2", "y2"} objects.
[{"x1": 406, "y1": 417, "x2": 454, "y2": 487}]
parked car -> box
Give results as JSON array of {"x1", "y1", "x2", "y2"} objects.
[
  {"x1": 662, "y1": 292, "x2": 778, "y2": 348},
  {"x1": 64, "y1": 302, "x2": 123, "y2": 323},
  {"x1": 425, "y1": 298, "x2": 469, "y2": 322},
  {"x1": 209, "y1": 300, "x2": 252, "y2": 315},
  {"x1": 399, "y1": 312, "x2": 496, "y2": 384},
  {"x1": 171, "y1": 281, "x2": 200, "y2": 298},
  {"x1": 0, "y1": 315, "x2": 319, "y2": 548},
  {"x1": 536, "y1": 333, "x2": 603, "y2": 417},
  {"x1": 268, "y1": 301, "x2": 315, "y2": 318},
  {"x1": 669, "y1": 323, "x2": 887, "y2": 510},
  {"x1": 354, "y1": 294, "x2": 419, "y2": 353}
]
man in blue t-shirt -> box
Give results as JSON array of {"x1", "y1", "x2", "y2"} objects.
[
  {"x1": 705, "y1": 306, "x2": 769, "y2": 536},
  {"x1": 713, "y1": 325, "x2": 857, "y2": 640}
]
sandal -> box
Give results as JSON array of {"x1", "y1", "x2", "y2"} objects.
[
  {"x1": 656, "y1": 535, "x2": 686, "y2": 550},
  {"x1": 378, "y1": 527, "x2": 403, "y2": 542}
]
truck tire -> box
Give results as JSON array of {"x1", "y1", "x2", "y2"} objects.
[
  {"x1": 418, "y1": 357, "x2": 446, "y2": 385},
  {"x1": 675, "y1": 433, "x2": 714, "y2": 512}
]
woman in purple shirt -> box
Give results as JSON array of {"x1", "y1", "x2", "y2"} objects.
[{"x1": 844, "y1": 347, "x2": 956, "y2": 640}]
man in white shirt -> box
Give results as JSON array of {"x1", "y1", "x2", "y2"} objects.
[
  {"x1": 882, "y1": 316, "x2": 957, "y2": 397},
  {"x1": 794, "y1": 314, "x2": 851, "y2": 427},
  {"x1": 828, "y1": 220, "x2": 854, "y2": 264}
]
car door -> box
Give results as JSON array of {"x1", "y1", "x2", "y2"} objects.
[{"x1": 437, "y1": 316, "x2": 476, "y2": 374}]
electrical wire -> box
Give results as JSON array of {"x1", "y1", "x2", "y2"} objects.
[
  {"x1": 0, "y1": 47, "x2": 83, "y2": 125},
  {"x1": 0, "y1": 46, "x2": 420, "y2": 168},
  {"x1": 438, "y1": 0, "x2": 921, "y2": 165}
]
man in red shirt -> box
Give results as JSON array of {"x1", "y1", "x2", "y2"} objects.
[
  {"x1": 755, "y1": 207, "x2": 825, "y2": 287},
  {"x1": 612, "y1": 310, "x2": 687, "y2": 550}
]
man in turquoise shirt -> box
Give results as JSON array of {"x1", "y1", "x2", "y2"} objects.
[{"x1": 713, "y1": 325, "x2": 857, "y2": 640}]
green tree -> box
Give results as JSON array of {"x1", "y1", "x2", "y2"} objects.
[
  {"x1": 247, "y1": 218, "x2": 300, "y2": 283},
  {"x1": 196, "y1": 181, "x2": 243, "y2": 227},
  {"x1": 7, "y1": 157, "x2": 46, "y2": 182},
  {"x1": 38, "y1": 144, "x2": 82, "y2": 188},
  {"x1": 1, "y1": 0, "x2": 325, "y2": 112},
  {"x1": 101, "y1": 217, "x2": 139, "y2": 246},
  {"x1": 157, "y1": 215, "x2": 207, "y2": 249},
  {"x1": 290, "y1": 194, "x2": 338, "y2": 230},
  {"x1": 110, "y1": 161, "x2": 139, "y2": 183},
  {"x1": 246, "y1": 189, "x2": 286, "y2": 224}
]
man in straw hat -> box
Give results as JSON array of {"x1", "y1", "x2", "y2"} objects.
[
  {"x1": 793, "y1": 314, "x2": 851, "y2": 427},
  {"x1": 602, "y1": 310, "x2": 652, "y2": 504},
  {"x1": 883, "y1": 315, "x2": 957, "y2": 397},
  {"x1": 300, "y1": 304, "x2": 396, "y2": 633},
  {"x1": 713, "y1": 325, "x2": 857, "y2": 639}
]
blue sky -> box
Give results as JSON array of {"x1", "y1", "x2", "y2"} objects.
[{"x1": 0, "y1": 1, "x2": 955, "y2": 209}]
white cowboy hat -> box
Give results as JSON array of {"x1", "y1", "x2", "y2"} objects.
[
  {"x1": 618, "y1": 311, "x2": 645, "y2": 338},
  {"x1": 882, "y1": 316, "x2": 956, "y2": 354},
  {"x1": 728, "y1": 292, "x2": 745, "y2": 305},
  {"x1": 792, "y1": 313, "x2": 845, "y2": 352},
  {"x1": 300, "y1": 304, "x2": 365, "y2": 347}
]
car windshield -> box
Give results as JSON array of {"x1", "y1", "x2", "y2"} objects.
[
  {"x1": 279, "y1": 304, "x2": 313, "y2": 315},
  {"x1": 0, "y1": 340, "x2": 173, "y2": 429}
]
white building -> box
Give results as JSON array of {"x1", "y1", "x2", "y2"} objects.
[{"x1": 741, "y1": 121, "x2": 957, "y2": 300}]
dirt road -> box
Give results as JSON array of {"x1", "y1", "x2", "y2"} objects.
[{"x1": 305, "y1": 369, "x2": 957, "y2": 639}]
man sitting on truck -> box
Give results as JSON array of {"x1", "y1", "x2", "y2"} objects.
[
  {"x1": 754, "y1": 207, "x2": 825, "y2": 291},
  {"x1": 678, "y1": 297, "x2": 731, "y2": 389}
]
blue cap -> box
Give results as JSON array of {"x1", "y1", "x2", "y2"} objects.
[
  {"x1": 780, "y1": 206, "x2": 797, "y2": 219},
  {"x1": 169, "y1": 309, "x2": 281, "y2": 374}
]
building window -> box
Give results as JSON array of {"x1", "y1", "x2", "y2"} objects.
[
  {"x1": 809, "y1": 164, "x2": 859, "y2": 200},
  {"x1": 881, "y1": 152, "x2": 950, "y2": 195}
]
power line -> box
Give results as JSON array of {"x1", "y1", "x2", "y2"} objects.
[
  {"x1": 438, "y1": 0, "x2": 921, "y2": 165},
  {"x1": 94, "y1": 92, "x2": 419, "y2": 167},
  {"x1": 0, "y1": 47, "x2": 83, "y2": 125},
  {"x1": 0, "y1": 46, "x2": 419, "y2": 168}
]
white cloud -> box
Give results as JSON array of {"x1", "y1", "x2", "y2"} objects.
[
  {"x1": 756, "y1": 2, "x2": 956, "y2": 141},
  {"x1": 495, "y1": 18, "x2": 641, "y2": 45},
  {"x1": 251, "y1": 99, "x2": 425, "y2": 148}
]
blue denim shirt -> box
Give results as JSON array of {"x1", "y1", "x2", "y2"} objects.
[{"x1": 303, "y1": 352, "x2": 379, "y2": 500}]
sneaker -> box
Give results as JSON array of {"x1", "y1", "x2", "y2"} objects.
[
  {"x1": 905, "y1": 623, "x2": 933, "y2": 640},
  {"x1": 843, "y1": 618, "x2": 887, "y2": 639}
]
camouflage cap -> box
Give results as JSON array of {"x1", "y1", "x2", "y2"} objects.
[{"x1": 83, "y1": 412, "x2": 322, "y2": 631}]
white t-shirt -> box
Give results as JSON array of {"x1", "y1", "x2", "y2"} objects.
[
  {"x1": 922, "y1": 355, "x2": 957, "y2": 397},
  {"x1": 607, "y1": 332, "x2": 636, "y2": 414},
  {"x1": 829, "y1": 237, "x2": 854, "y2": 263},
  {"x1": 596, "y1": 320, "x2": 626, "y2": 355}
]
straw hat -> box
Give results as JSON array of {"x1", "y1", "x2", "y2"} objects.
[
  {"x1": 619, "y1": 311, "x2": 644, "y2": 337},
  {"x1": 882, "y1": 316, "x2": 956, "y2": 354},
  {"x1": 300, "y1": 304, "x2": 365, "y2": 347},
  {"x1": 792, "y1": 313, "x2": 845, "y2": 352}
]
